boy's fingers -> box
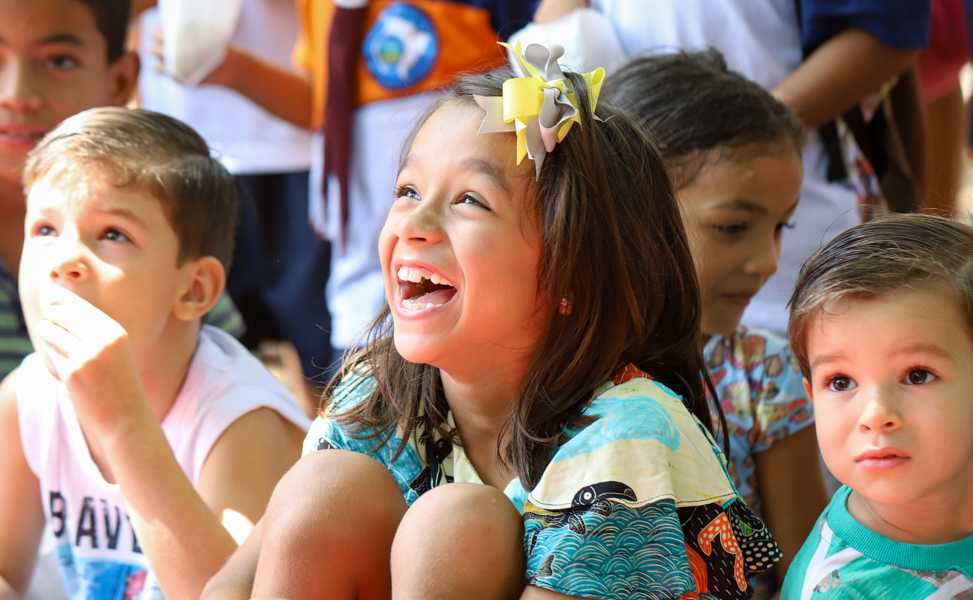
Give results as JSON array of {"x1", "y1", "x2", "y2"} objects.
[{"x1": 34, "y1": 319, "x2": 77, "y2": 358}]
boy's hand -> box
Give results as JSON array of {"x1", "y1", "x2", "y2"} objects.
[{"x1": 33, "y1": 285, "x2": 150, "y2": 439}]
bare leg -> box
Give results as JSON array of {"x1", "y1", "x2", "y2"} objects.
[
  {"x1": 390, "y1": 483, "x2": 525, "y2": 600},
  {"x1": 250, "y1": 450, "x2": 407, "y2": 600}
]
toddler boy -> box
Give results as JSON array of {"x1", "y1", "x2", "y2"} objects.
[{"x1": 783, "y1": 214, "x2": 973, "y2": 598}]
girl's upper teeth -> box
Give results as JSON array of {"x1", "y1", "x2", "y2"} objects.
[{"x1": 397, "y1": 266, "x2": 452, "y2": 287}]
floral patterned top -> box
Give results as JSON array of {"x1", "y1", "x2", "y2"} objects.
[
  {"x1": 305, "y1": 364, "x2": 781, "y2": 599},
  {"x1": 705, "y1": 327, "x2": 814, "y2": 516}
]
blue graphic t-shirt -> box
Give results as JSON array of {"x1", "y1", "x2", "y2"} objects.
[{"x1": 306, "y1": 365, "x2": 781, "y2": 598}]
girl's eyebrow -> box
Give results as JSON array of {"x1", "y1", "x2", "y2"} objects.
[
  {"x1": 713, "y1": 199, "x2": 767, "y2": 214},
  {"x1": 460, "y1": 157, "x2": 510, "y2": 195}
]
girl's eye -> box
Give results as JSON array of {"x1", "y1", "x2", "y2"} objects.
[
  {"x1": 456, "y1": 193, "x2": 488, "y2": 209},
  {"x1": 775, "y1": 221, "x2": 796, "y2": 234},
  {"x1": 904, "y1": 368, "x2": 936, "y2": 385},
  {"x1": 826, "y1": 375, "x2": 856, "y2": 392},
  {"x1": 47, "y1": 54, "x2": 80, "y2": 71},
  {"x1": 714, "y1": 223, "x2": 748, "y2": 236},
  {"x1": 102, "y1": 228, "x2": 131, "y2": 243},
  {"x1": 396, "y1": 185, "x2": 420, "y2": 202}
]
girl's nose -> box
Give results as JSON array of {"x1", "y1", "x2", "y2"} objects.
[
  {"x1": 396, "y1": 202, "x2": 444, "y2": 244},
  {"x1": 744, "y1": 236, "x2": 781, "y2": 280}
]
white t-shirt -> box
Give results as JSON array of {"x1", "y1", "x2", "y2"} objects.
[
  {"x1": 16, "y1": 326, "x2": 310, "y2": 599},
  {"x1": 590, "y1": 0, "x2": 862, "y2": 335},
  {"x1": 137, "y1": 1, "x2": 312, "y2": 175}
]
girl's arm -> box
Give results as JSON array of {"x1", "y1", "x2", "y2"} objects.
[
  {"x1": 755, "y1": 426, "x2": 828, "y2": 579},
  {"x1": 773, "y1": 28, "x2": 917, "y2": 129}
]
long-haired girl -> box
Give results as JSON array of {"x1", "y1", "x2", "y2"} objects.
[
  {"x1": 603, "y1": 49, "x2": 830, "y2": 596},
  {"x1": 205, "y1": 45, "x2": 779, "y2": 600}
]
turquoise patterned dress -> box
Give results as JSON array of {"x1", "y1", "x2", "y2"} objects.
[{"x1": 305, "y1": 365, "x2": 780, "y2": 598}]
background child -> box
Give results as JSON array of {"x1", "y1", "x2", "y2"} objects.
[
  {"x1": 783, "y1": 214, "x2": 973, "y2": 598},
  {"x1": 205, "y1": 52, "x2": 780, "y2": 599},
  {"x1": 0, "y1": 0, "x2": 243, "y2": 381},
  {"x1": 602, "y1": 50, "x2": 829, "y2": 595},
  {"x1": 0, "y1": 108, "x2": 309, "y2": 598}
]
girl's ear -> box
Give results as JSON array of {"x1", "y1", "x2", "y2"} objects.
[{"x1": 173, "y1": 256, "x2": 225, "y2": 322}]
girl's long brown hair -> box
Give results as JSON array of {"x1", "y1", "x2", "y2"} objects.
[{"x1": 325, "y1": 68, "x2": 713, "y2": 490}]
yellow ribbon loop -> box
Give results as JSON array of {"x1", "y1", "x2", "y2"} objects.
[{"x1": 474, "y1": 41, "x2": 606, "y2": 175}]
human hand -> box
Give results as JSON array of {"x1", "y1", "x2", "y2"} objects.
[
  {"x1": 33, "y1": 285, "x2": 149, "y2": 439},
  {"x1": 151, "y1": 25, "x2": 237, "y2": 87}
]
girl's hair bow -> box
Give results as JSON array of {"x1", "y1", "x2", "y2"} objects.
[{"x1": 474, "y1": 42, "x2": 606, "y2": 176}]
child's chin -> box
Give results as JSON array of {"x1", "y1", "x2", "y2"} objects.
[{"x1": 391, "y1": 334, "x2": 439, "y2": 367}]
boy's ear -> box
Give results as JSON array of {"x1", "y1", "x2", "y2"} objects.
[
  {"x1": 173, "y1": 256, "x2": 225, "y2": 322},
  {"x1": 108, "y1": 51, "x2": 140, "y2": 107},
  {"x1": 802, "y1": 378, "x2": 814, "y2": 401}
]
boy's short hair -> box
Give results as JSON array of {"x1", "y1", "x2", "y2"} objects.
[
  {"x1": 78, "y1": 0, "x2": 131, "y2": 63},
  {"x1": 788, "y1": 213, "x2": 973, "y2": 378},
  {"x1": 23, "y1": 107, "x2": 238, "y2": 270}
]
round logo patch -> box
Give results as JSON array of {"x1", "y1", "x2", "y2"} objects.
[{"x1": 363, "y1": 3, "x2": 439, "y2": 90}]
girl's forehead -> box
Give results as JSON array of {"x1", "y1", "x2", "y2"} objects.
[{"x1": 406, "y1": 102, "x2": 530, "y2": 180}]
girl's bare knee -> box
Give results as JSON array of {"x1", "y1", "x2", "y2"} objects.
[
  {"x1": 391, "y1": 483, "x2": 524, "y2": 600},
  {"x1": 253, "y1": 451, "x2": 406, "y2": 598}
]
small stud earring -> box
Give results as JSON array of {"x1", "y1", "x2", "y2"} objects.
[{"x1": 558, "y1": 297, "x2": 572, "y2": 316}]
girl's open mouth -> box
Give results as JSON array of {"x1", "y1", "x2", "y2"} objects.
[{"x1": 396, "y1": 266, "x2": 457, "y2": 313}]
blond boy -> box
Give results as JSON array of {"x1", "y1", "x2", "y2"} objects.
[{"x1": 0, "y1": 107, "x2": 308, "y2": 599}]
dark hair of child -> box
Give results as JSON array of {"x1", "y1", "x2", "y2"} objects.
[
  {"x1": 601, "y1": 48, "x2": 803, "y2": 189},
  {"x1": 788, "y1": 213, "x2": 973, "y2": 378},
  {"x1": 78, "y1": 0, "x2": 131, "y2": 63},
  {"x1": 326, "y1": 67, "x2": 714, "y2": 489}
]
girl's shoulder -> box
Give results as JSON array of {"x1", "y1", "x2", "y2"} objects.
[{"x1": 525, "y1": 366, "x2": 738, "y2": 513}]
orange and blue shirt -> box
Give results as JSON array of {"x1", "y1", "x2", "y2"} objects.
[
  {"x1": 307, "y1": 366, "x2": 781, "y2": 598},
  {"x1": 294, "y1": 0, "x2": 537, "y2": 128}
]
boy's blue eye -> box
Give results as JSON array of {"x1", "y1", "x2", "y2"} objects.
[
  {"x1": 36, "y1": 224, "x2": 56, "y2": 236},
  {"x1": 904, "y1": 368, "x2": 936, "y2": 385},
  {"x1": 826, "y1": 375, "x2": 856, "y2": 392}
]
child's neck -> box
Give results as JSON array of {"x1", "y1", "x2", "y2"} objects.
[
  {"x1": 440, "y1": 368, "x2": 522, "y2": 489},
  {"x1": 0, "y1": 180, "x2": 25, "y2": 272},
  {"x1": 848, "y1": 485, "x2": 973, "y2": 544}
]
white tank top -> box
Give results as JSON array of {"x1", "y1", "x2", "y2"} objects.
[{"x1": 16, "y1": 325, "x2": 310, "y2": 599}]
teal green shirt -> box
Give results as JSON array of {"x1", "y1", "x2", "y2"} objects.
[{"x1": 783, "y1": 486, "x2": 973, "y2": 599}]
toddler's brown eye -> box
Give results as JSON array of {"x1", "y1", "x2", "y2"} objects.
[
  {"x1": 906, "y1": 369, "x2": 935, "y2": 385},
  {"x1": 827, "y1": 376, "x2": 854, "y2": 392}
]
